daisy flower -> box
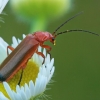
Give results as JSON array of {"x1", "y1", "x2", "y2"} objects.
[
  {"x1": 0, "y1": 35, "x2": 55, "y2": 100},
  {"x1": 0, "y1": 0, "x2": 9, "y2": 14}
]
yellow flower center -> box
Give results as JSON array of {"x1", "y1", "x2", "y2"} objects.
[{"x1": 0, "y1": 58, "x2": 39, "y2": 98}]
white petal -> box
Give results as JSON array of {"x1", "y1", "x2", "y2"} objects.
[
  {"x1": 38, "y1": 46, "x2": 42, "y2": 52},
  {"x1": 50, "y1": 58, "x2": 54, "y2": 68},
  {"x1": 0, "y1": 37, "x2": 8, "y2": 63},
  {"x1": 29, "y1": 80, "x2": 35, "y2": 96},
  {"x1": 43, "y1": 48, "x2": 46, "y2": 57},
  {"x1": 45, "y1": 54, "x2": 50, "y2": 65},
  {"x1": 0, "y1": 0, "x2": 9, "y2": 14},
  {"x1": 0, "y1": 37, "x2": 8, "y2": 47},
  {"x1": 3, "y1": 82, "x2": 15, "y2": 100},
  {"x1": 25, "y1": 83, "x2": 31, "y2": 99},
  {"x1": 47, "y1": 67, "x2": 55, "y2": 83},
  {"x1": 13, "y1": 92, "x2": 23, "y2": 100},
  {"x1": 16, "y1": 85, "x2": 27, "y2": 100},
  {"x1": 18, "y1": 38, "x2": 21, "y2": 44},
  {"x1": 12, "y1": 36, "x2": 18, "y2": 48},
  {"x1": 0, "y1": 92, "x2": 9, "y2": 100},
  {"x1": 23, "y1": 34, "x2": 26, "y2": 39}
]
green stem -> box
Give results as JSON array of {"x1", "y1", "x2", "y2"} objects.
[{"x1": 30, "y1": 17, "x2": 47, "y2": 33}]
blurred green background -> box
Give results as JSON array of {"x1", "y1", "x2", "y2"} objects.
[{"x1": 1, "y1": 0, "x2": 100, "y2": 100}]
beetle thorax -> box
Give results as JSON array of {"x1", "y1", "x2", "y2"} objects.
[{"x1": 34, "y1": 31, "x2": 53, "y2": 42}]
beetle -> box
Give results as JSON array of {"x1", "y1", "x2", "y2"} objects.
[{"x1": 0, "y1": 12, "x2": 98, "y2": 85}]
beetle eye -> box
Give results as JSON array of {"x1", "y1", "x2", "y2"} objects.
[
  {"x1": 50, "y1": 37, "x2": 56, "y2": 45},
  {"x1": 52, "y1": 37, "x2": 55, "y2": 41}
]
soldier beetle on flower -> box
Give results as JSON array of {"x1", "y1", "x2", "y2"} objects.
[{"x1": 0, "y1": 12, "x2": 98, "y2": 85}]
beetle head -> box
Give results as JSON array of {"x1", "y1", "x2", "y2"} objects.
[
  {"x1": 34, "y1": 12, "x2": 98, "y2": 46},
  {"x1": 34, "y1": 31, "x2": 56, "y2": 45}
]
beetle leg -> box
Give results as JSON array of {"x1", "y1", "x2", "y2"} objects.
[
  {"x1": 40, "y1": 44, "x2": 52, "y2": 58},
  {"x1": 36, "y1": 51, "x2": 45, "y2": 64},
  {"x1": 40, "y1": 44, "x2": 51, "y2": 53},
  {"x1": 7, "y1": 46, "x2": 14, "y2": 56},
  {"x1": 18, "y1": 69, "x2": 24, "y2": 86}
]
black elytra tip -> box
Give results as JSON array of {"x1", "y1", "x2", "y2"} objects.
[{"x1": 0, "y1": 74, "x2": 6, "y2": 82}]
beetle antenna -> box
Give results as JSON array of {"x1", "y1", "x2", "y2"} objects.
[
  {"x1": 56, "y1": 29, "x2": 99, "y2": 36},
  {"x1": 53, "y1": 11, "x2": 83, "y2": 35}
]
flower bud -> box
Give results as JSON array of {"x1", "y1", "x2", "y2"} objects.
[{"x1": 10, "y1": 0, "x2": 71, "y2": 31}]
